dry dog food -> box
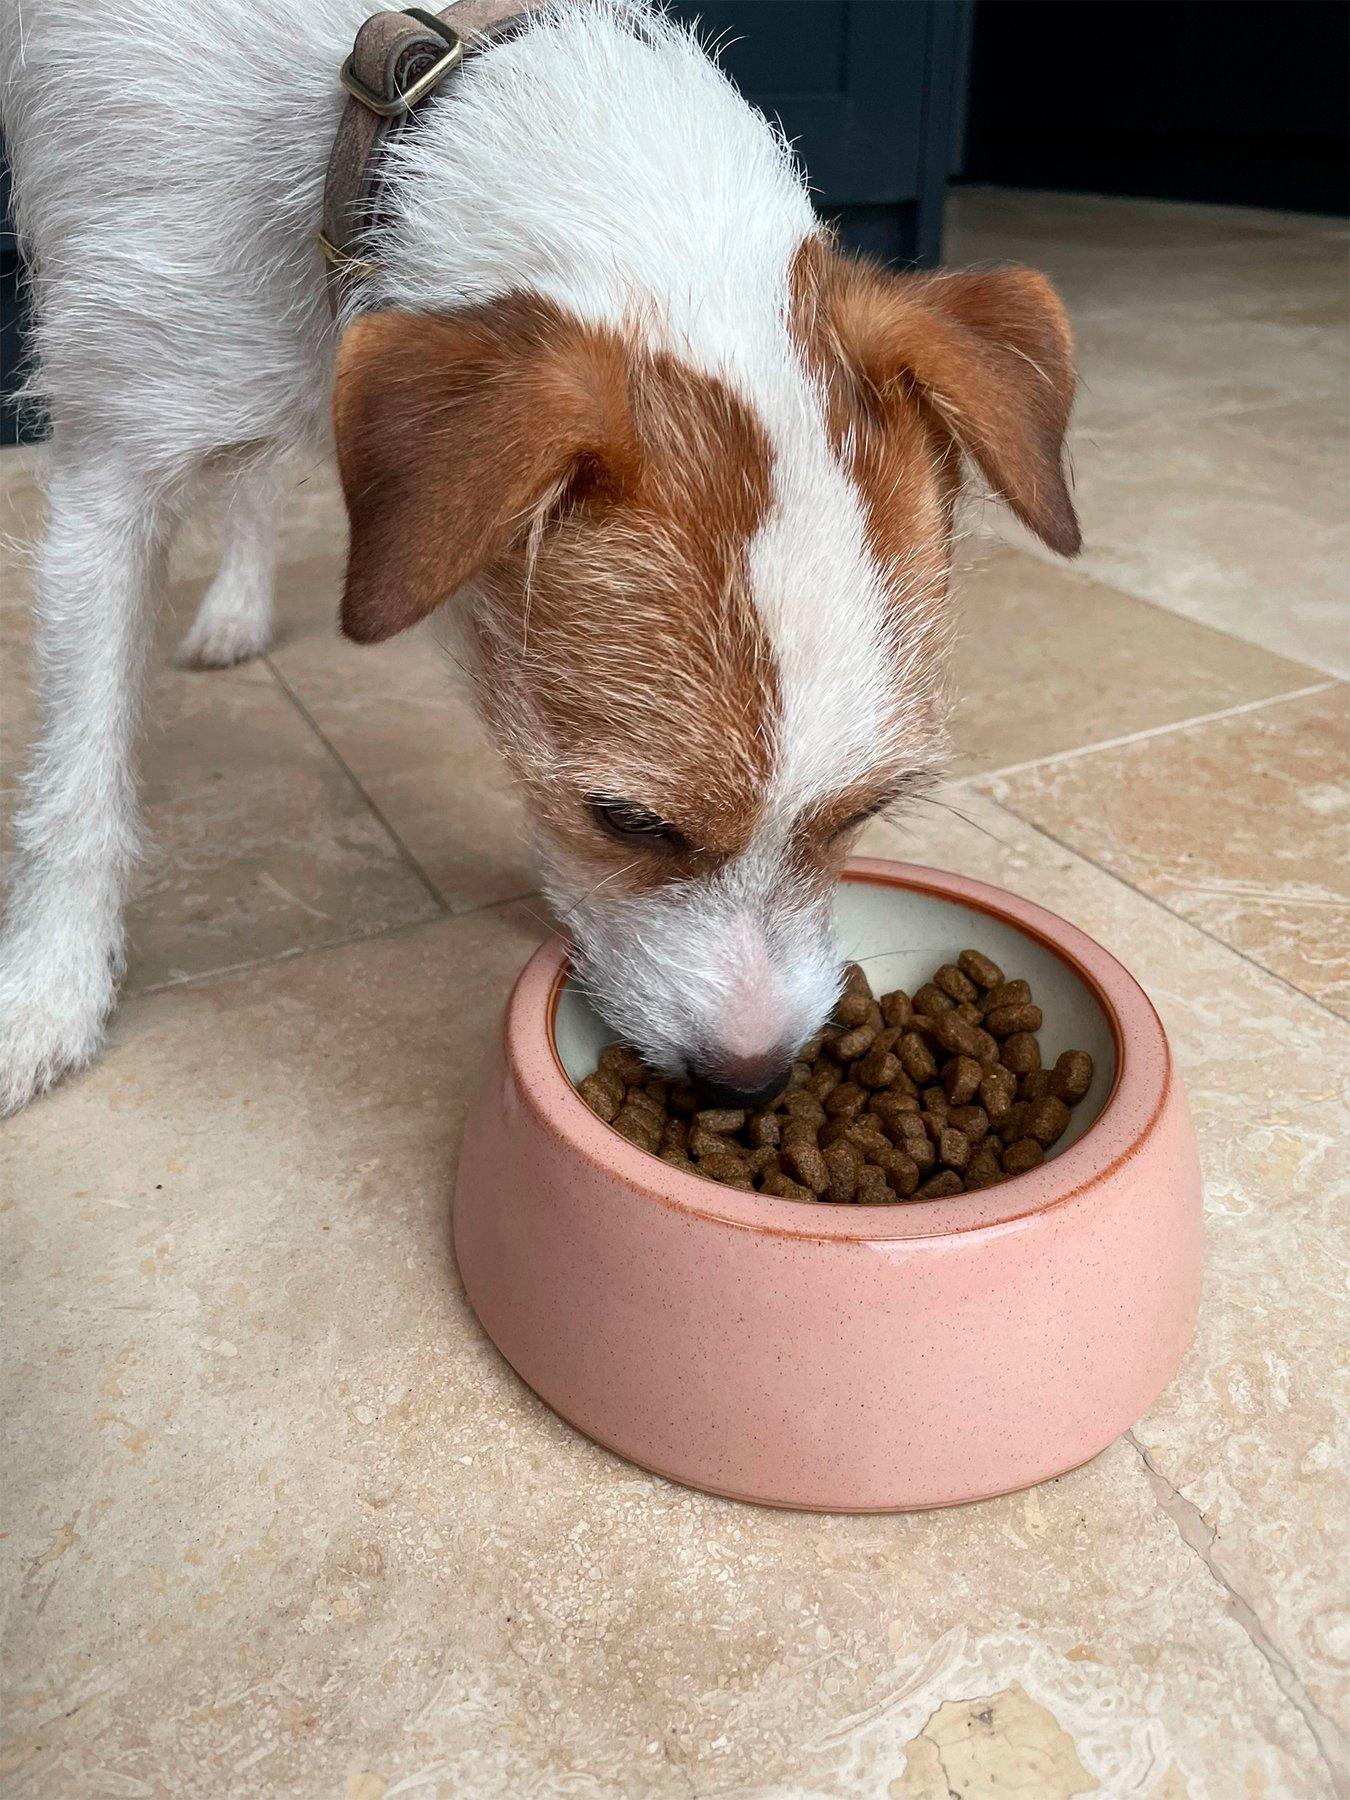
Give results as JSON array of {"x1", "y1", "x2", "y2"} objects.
[{"x1": 575, "y1": 950, "x2": 1095, "y2": 1203}]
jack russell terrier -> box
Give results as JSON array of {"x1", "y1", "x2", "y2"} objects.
[{"x1": 0, "y1": 0, "x2": 1079, "y2": 1114}]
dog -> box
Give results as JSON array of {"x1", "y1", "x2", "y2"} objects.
[{"x1": 0, "y1": 0, "x2": 1079, "y2": 1115}]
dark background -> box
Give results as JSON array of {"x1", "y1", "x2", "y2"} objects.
[{"x1": 4, "y1": 0, "x2": 1347, "y2": 445}]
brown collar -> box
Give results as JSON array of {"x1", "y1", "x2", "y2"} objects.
[{"x1": 320, "y1": 1, "x2": 541, "y2": 314}]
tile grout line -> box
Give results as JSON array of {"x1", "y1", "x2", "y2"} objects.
[
  {"x1": 130, "y1": 887, "x2": 544, "y2": 998},
  {"x1": 955, "y1": 680, "x2": 1340, "y2": 785},
  {"x1": 262, "y1": 652, "x2": 450, "y2": 916},
  {"x1": 1127, "y1": 1432, "x2": 1347, "y2": 1787},
  {"x1": 969, "y1": 792, "x2": 1349, "y2": 1028}
]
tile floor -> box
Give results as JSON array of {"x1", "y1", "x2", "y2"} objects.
[{"x1": 2, "y1": 190, "x2": 1347, "y2": 1797}]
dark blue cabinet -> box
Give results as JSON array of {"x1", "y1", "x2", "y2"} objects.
[{"x1": 667, "y1": 1, "x2": 966, "y2": 265}]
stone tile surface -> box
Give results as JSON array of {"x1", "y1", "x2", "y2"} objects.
[
  {"x1": 982, "y1": 685, "x2": 1350, "y2": 1016},
  {"x1": 947, "y1": 190, "x2": 1350, "y2": 677},
  {"x1": 947, "y1": 542, "x2": 1324, "y2": 775},
  {"x1": 268, "y1": 557, "x2": 535, "y2": 914},
  {"x1": 1, "y1": 898, "x2": 1333, "y2": 1798},
  {"x1": 864, "y1": 791, "x2": 1349, "y2": 1748}
]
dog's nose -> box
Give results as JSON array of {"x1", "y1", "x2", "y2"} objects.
[{"x1": 694, "y1": 1064, "x2": 794, "y2": 1112}]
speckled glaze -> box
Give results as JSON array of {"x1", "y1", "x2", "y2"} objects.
[{"x1": 453, "y1": 860, "x2": 1203, "y2": 1511}]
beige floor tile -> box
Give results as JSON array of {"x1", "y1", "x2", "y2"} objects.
[
  {"x1": 1018, "y1": 404, "x2": 1350, "y2": 678},
  {"x1": 2, "y1": 903, "x2": 1331, "y2": 1798},
  {"x1": 948, "y1": 543, "x2": 1324, "y2": 776},
  {"x1": 3, "y1": 544, "x2": 440, "y2": 994},
  {"x1": 862, "y1": 789, "x2": 1348, "y2": 1742},
  {"x1": 268, "y1": 555, "x2": 536, "y2": 914},
  {"x1": 980, "y1": 685, "x2": 1349, "y2": 1016},
  {"x1": 947, "y1": 186, "x2": 1344, "y2": 256}
]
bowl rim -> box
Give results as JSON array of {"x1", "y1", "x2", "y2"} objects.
[{"x1": 507, "y1": 857, "x2": 1172, "y2": 1242}]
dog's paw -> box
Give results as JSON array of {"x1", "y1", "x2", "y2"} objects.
[
  {"x1": 0, "y1": 932, "x2": 116, "y2": 1115},
  {"x1": 0, "y1": 998, "x2": 105, "y2": 1115},
  {"x1": 174, "y1": 605, "x2": 274, "y2": 670}
]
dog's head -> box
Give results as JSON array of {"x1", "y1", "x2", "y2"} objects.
[{"x1": 333, "y1": 243, "x2": 1078, "y2": 1101}]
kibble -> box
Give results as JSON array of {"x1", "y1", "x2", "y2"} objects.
[{"x1": 575, "y1": 950, "x2": 1095, "y2": 1203}]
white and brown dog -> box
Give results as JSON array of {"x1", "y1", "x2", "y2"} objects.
[{"x1": 0, "y1": 0, "x2": 1078, "y2": 1114}]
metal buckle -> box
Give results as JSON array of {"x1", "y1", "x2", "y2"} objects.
[{"x1": 340, "y1": 8, "x2": 464, "y2": 118}]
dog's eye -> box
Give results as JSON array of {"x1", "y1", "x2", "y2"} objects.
[{"x1": 588, "y1": 796, "x2": 687, "y2": 852}]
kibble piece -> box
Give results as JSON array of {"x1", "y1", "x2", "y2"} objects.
[
  {"x1": 980, "y1": 979, "x2": 1031, "y2": 1015},
  {"x1": 933, "y1": 963, "x2": 979, "y2": 1005},
  {"x1": 948, "y1": 1104, "x2": 990, "y2": 1143},
  {"x1": 785, "y1": 1060, "x2": 813, "y2": 1091},
  {"x1": 872, "y1": 1025, "x2": 902, "y2": 1055},
  {"x1": 578, "y1": 1072, "x2": 623, "y2": 1122},
  {"x1": 873, "y1": 1146, "x2": 920, "y2": 1197},
  {"x1": 855, "y1": 1165, "x2": 893, "y2": 1205},
  {"x1": 750, "y1": 1145, "x2": 781, "y2": 1180},
  {"x1": 781, "y1": 1140, "x2": 830, "y2": 1195},
  {"x1": 1050, "y1": 1049, "x2": 1094, "y2": 1104},
  {"x1": 700, "y1": 1151, "x2": 755, "y2": 1188},
  {"x1": 854, "y1": 1047, "x2": 901, "y2": 1090},
  {"x1": 807, "y1": 1064, "x2": 840, "y2": 1103},
  {"x1": 920, "y1": 1085, "x2": 949, "y2": 1118},
  {"x1": 661, "y1": 1118, "x2": 690, "y2": 1153},
  {"x1": 668, "y1": 1081, "x2": 702, "y2": 1116},
  {"x1": 1023, "y1": 1095, "x2": 1071, "y2": 1148},
  {"x1": 624, "y1": 1088, "x2": 666, "y2": 1127},
  {"x1": 824, "y1": 1081, "x2": 867, "y2": 1120},
  {"x1": 782, "y1": 1089, "x2": 827, "y2": 1128},
  {"x1": 1003, "y1": 1137, "x2": 1045, "y2": 1175},
  {"x1": 916, "y1": 1170, "x2": 964, "y2": 1198},
  {"x1": 643, "y1": 1077, "x2": 670, "y2": 1108},
  {"x1": 613, "y1": 1105, "x2": 662, "y2": 1152},
  {"x1": 781, "y1": 1116, "x2": 821, "y2": 1152},
  {"x1": 833, "y1": 989, "x2": 872, "y2": 1028},
  {"x1": 958, "y1": 948, "x2": 1004, "y2": 990},
  {"x1": 903, "y1": 1130, "x2": 937, "y2": 1173},
  {"x1": 798, "y1": 1031, "x2": 827, "y2": 1063},
  {"x1": 938, "y1": 1126, "x2": 972, "y2": 1172},
  {"x1": 834, "y1": 1022, "x2": 878, "y2": 1062},
  {"x1": 660, "y1": 1147, "x2": 696, "y2": 1173},
  {"x1": 931, "y1": 1010, "x2": 986, "y2": 1060},
  {"x1": 912, "y1": 982, "x2": 954, "y2": 1017},
  {"x1": 898, "y1": 1032, "x2": 938, "y2": 1085},
  {"x1": 979, "y1": 1064, "x2": 1017, "y2": 1123},
  {"x1": 1001, "y1": 1031, "x2": 1042, "y2": 1075},
  {"x1": 598, "y1": 1042, "x2": 650, "y2": 1086},
  {"x1": 846, "y1": 1119, "x2": 892, "y2": 1162},
  {"x1": 985, "y1": 1002, "x2": 1044, "y2": 1038},
  {"x1": 965, "y1": 1142, "x2": 1004, "y2": 1189},
  {"x1": 1019, "y1": 1070, "x2": 1052, "y2": 1101},
  {"x1": 823, "y1": 1143, "x2": 860, "y2": 1204},
  {"x1": 870, "y1": 1090, "x2": 920, "y2": 1137},
  {"x1": 997, "y1": 1100, "x2": 1030, "y2": 1144},
  {"x1": 688, "y1": 1121, "x2": 734, "y2": 1160},
  {"x1": 762, "y1": 1172, "x2": 817, "y2": 1202},
  {"x1": 955, "y1": 1002, "x2": 983, "y2": 1026},
  {"x1": 880, "y1": 989, "x2": 913, "y2": 1028},
  {"x1": 971, "y1": 1026, "x2": 1001, "y2": 1067},
  {"x1": 695, "y1": 1107, "x2": 747, "y2": 1135},
  {"x1": 748, "y1": 1110, "x2": 781, "y2": 1149},
  {"x1": 943, "y1": 1055, "x2": 982, "y2": 1104}
]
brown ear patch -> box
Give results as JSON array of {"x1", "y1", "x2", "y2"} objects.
[
  {"x1": 794, "y1": 242, "x2": 1081, "y2": 557},
  {"x1": 332, "y1": 297, "x2": 639, "y2": 643}
]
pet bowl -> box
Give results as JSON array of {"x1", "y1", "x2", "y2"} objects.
[{"x1": 453, "y1": 859, "x2": 1202, "y2": 1511}]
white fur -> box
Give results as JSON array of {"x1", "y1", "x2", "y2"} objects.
[{"x1": 0, "y1": 0, "x2": 938, "y2": 1107}]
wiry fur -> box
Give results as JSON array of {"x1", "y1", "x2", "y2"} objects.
[{"x1": 0, "y1": 0, "x2": 1075, "y2": 1109}]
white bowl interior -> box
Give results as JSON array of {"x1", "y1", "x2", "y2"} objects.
[{"x1": 555, "y1": 877, "x2": 1117, "y2": 1160}]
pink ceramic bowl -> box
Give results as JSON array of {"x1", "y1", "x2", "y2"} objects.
[{"x1": 454, "y1": 859, "x2": 1203, "y2": 1511}]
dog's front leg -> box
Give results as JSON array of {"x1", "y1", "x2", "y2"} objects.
[
  {"x1": 0, "y1": 453, "x2": 178, "y2": 1113},
  {"x1": 175, "y1": 456, "x2": 281, "y2": 670}
]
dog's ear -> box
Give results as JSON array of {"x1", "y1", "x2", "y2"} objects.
[
  {"x1": 333, "y1": 299, "x2": 635, "y2": 643},
  {"x1": 812, "y1": 256, "x2": 1080, "y2": 556}
]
